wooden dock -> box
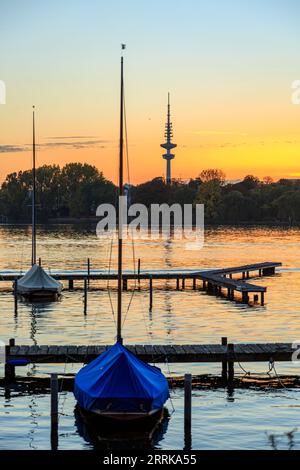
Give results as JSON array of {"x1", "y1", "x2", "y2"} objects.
[
  {"x1": 5, "y1": 341, "x2": 293, "y2": 365},
  {"x1": 3, "y1": 337, "x2": 294, "y2": 384},
  {"x1": 0, "y1": 261, "x2": 281, "y2": 305}
]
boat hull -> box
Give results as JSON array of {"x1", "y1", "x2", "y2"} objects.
[
  {"x1": 18, "y1": 289, "x2": 61, "y2": 301},
  {"x1": 76, "y1": 403, "x2": 166, "y2": 431}
]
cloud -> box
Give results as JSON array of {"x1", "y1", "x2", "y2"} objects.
[
  {"x1": 0, "y1": 145, "x2": 29, "y2": 153},
  {"x1": 0, "y1": 139, "x2": 109, "y2": 153},
  {"x1": 193, "y1": 130, "x2": 248, "y2": 137},
  {"x1": 46, "y1": 135, "x2": 100, "y2": 140},
  {"x1": 41, "y1": 139, "x2": 108, "y2": 149}
]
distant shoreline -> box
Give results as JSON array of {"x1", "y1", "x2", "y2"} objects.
[{"x1": 0, "y1": 217, "x2": 299, "y2": 229}]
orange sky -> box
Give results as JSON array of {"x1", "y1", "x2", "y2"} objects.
[{"x1": 1, "y1": 0, "x2": 300, "y2": 184}]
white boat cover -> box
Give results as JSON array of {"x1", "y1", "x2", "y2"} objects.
[{"x1": 17, "y1": 264, "x2": 63, "y2": 295}]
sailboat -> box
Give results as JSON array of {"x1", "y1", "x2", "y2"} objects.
[
  {"x1": 15, "y1": 107, "x2": 63, "y2": 301},
  {"x1": 74, "y1": 49, "x2": 169, "y2": 426}
]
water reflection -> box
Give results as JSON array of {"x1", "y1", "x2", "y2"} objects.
[{"x1": 74, "y1": 406, "x2": 170, "y2": 450}]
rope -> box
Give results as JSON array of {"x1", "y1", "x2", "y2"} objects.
[
  {"x1": 121, "y1": 85, "x2": 138, "y2": 328},
  {"x1": 165, "y1": 356, "x2": 176, "y2": 414},
  {"x1": 106, "y1": 238, "x2": 117, "y2": 327},
  {"x1": 58, "y1": 358, "x2": 69, "y2": 421},
  {"x1": 268, "y1": 360, "x2": 288, "y2": 389},
  {"x1": 235, "y1": 355, "x2": 290, "y2": 390}
]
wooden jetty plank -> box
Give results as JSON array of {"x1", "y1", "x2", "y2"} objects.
[
  {"x1": 27, "y1": 345, "x2": 41, "y2": 355},
  {"x1": 58, "y1": 346, "x2": 68, "y2": 356},
  {"x1": 18, "y1": 346, "x2": 29, "y2": 355},
  {"x1": 144, "y1": 345, "x2": 155, "y2": 355},
  {"x1": 172, "y1": 345, "x2": 187, "y2": 355},
  {"x1": 9, "y1": 346, "x2": 20, "y2": 355},
  {"x1": 77, "y1": 346, "x2": 88, "y2": 356},
  {"x1": 66, "y1": 346, "x2": 78, "y2": 356},
  {"x1": 86, "y1": 346, "x2": 97, "y2": 356},
  {"x1": 135, "y1": 345, "x2": 146, "y2": 355},
  {"x1": 39, "y1": 345, "x2": 49, "y2": 355},
  {"x1": 7, "y1": 341, "x2": 294, "y2": 364},
  {"x1": 153, "y1": 345, "x2": 167, "y2": 356},
  {"x1": 48, "y1": 346, "x2": 59, "y2": 355},
  {"x1": 0, "y1": 262, "x2": 281, "y2": 283},
  {"x1": 163, "y1": 345, "x2": 177, "y2": 356}
]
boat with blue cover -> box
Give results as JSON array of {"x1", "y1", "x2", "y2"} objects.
[
  {"x1": 74, "y1": 46, "x2": 169, "y2": 424},
  {"x1": 74, "y1": 342, "x2": 169, "y2": 421}
]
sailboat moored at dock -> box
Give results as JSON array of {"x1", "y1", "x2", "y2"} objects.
[
  {"x1": 74, "y1": 47, "x2": 169, "y2": 426},
  {"x1": 15, "y1": 107, "x2": 63, "y2": 301}
]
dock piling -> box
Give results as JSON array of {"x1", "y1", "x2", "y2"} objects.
[
  {"x1": 138, "y1": 258, "x2": 141, "y2": 289},
  {"x1": 14, "y1": 278, "x2": 18, "y2": 314},
  {"x1": 68, "y1": 279, "x2": 74, "y2": 290},
  {"x1": 221, "y1": 337, "x2": 228, "y2": 381},
  {"x1": 184, "y1": 373, "x2": 192, "y2": 450},
  {"x1": 228, "y1": 343, "x2": 235, "y2": 382},
  {"x1": 5, "y1": 338, "x2": 15, "y2": 382},
  {"x1": 149, "y1": 275, "x2": 153, "y2": 311},
  {"x1": 242, "y1": 292, "x2": 249, "y2": 304},
  {"x1": 50, "y1": 373, "x2": 58, "y2": 451},
  {"x1": 193, "y1": 278, "x2": 196, "y2": 290},
  {"x1": 38, "y1": 257, "x2": 42, "y2": 266},
  {"x1": 84, "y1": 278, "x2": 87, "y2": 315},
  {"x1": 87, "y1": 258, "x2": 90, "y2": 286}
]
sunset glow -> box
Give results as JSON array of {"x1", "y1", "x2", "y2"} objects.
[{"x1": 1, "y1": 0, "x2": 300, "y2": 183}]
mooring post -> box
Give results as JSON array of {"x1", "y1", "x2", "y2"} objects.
[
  {"x1": 5, "y1": 338, "x2": 15, "y2": 382},
  {"x1": 149, "y1": 275, "x2": 153, "y2": 311},
  {"x1": 84, "y1": 278, "x2": 87, "y2": 315},
  {"x1": 176, "y1": 277, "x2": 180, "y2": 290},
  {"x1": 69, "y1": 279, "x2": 74, "y2": 290},
  {"x1": 14, "y1": 278, "x2": 18, "y2": 315},
  {"x1": 184, "y1": 373, "x2": 192, "y2": 450},
  {"x1": 242, "y1": 292, "x2": 249, "y2": 304},
  {"x1": 221, "y1": 337, "x2": 228, "y2": 382},
  {"x1": 87, "y1": 258, "x2": 90, "y2": 286},
  {"x1": 261, "y1": 292, "x2": 265, "y2": 306},
  {"x1": 182, "y1": 276, "x2": 185, "y2": 290},
  {"x1": 50, "y1": 373, "x2": 58, "y2": 451},
  {"x1": 38, "y1": 257, "x2": 42, "y2": 266},
  {"x1": 193, "y1": 277, "x2": 196, "y2": 290},
  {"x1": 228, "y1": 343, "x2": 234, "y2": 382},
  {"x1": 137, "y1": 258, "x2": 141, "y2": 289}
]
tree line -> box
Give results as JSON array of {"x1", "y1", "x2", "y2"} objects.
[{"x1": 0, "y1": 163, "x2": 300, "y2": 224}]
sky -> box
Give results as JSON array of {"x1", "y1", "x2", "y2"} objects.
[{"x1": 0, "y1": 0, "x2": 300, "y2": 184}]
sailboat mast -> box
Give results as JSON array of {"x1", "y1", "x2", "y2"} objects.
[
  {"x1": 31, "y1": 106, "x2": 37, "y2": 266},
  {"x1": 117, "y1": 50, "x2": 124, "y2": 344}
]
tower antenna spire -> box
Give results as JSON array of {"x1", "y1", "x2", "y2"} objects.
[{"x1": 161, "y1": 93, "x2": 176, "y2": 184}]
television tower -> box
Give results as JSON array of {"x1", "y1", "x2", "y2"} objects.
[{"x1": 161, "y1": 93, "x2": 176, "y2": 184}]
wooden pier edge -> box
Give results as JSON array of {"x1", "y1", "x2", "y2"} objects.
[
  {"x1": 4, "y1": 337, "x2": 295, "y2": 382},
  {"x1": 2, "y1": 261, "x2": 282, "y2": 306}
]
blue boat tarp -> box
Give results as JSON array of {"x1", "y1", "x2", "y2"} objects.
[{"x1": 74, "y1": 342, "x2": 169, "y2": 413}]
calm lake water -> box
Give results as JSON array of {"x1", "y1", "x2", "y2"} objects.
[{"x1": 1, "y1": 224, "x2": 300, "y2": 450}]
